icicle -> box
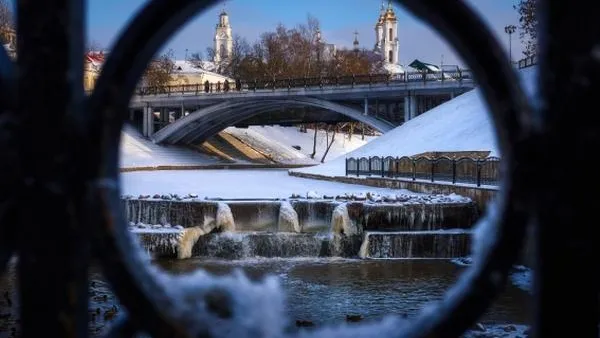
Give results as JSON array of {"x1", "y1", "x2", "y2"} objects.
[
  {"x1": 177, "y1": 216, "x2": 218, "y2": 259},
  {"x1": 277, "y1": 201, "x2": 301, "y2": 232},
  {"x1": 358, "y1": 232, "x2": 371, "y2": 258},
  {"x1": 177, "y1": 226, "x2": 206, "y2": 259},
  {"x1": 330, "y1": 203, "x2": 359, "y2": 235},
  {"x1": 216, "y1": 202, "x2": 235, "y2": 232}
]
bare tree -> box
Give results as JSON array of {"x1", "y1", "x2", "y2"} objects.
[
  {"x1": 0, "y1": 0, "x2": 14, "y2": 45},
  {"x1": 310, "y1": 123, "x2": 318, "y2": 159},
  {"x1": 320, "y1": 125, "x2": 337, "y2": 163},
  {"x1": 141, "y1": 49, "x2": 176, "y2": 89},
  {"x1": 220, "y1": 34, "x2": 251, "y2": 77},
  {"x1": 514, "y1": 0, "x2": 537, "y2": 56},
  {"x1": 189, "y1": 51, "x2": 204, "y2": 68},
  {"x1": 205, "y1": 47, "x2": 216, "y2": 62}
]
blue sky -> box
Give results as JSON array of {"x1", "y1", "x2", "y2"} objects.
[{"x1": 12, "y1": 0, "x2": 525, "y2": 67}]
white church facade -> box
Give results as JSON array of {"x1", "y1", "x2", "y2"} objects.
[
  {"x1": 374, "y1": 1, "x2": 400, "y2": 65},
  {"x1": 213, "y1": 10, "x2": 233, "y2": 64}
]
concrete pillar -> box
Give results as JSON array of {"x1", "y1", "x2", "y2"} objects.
[
  {"x1": 180, "y1": 103, "x2": 185, "y2": 120},
  {"x1": 385, "y1": 103, "x2": 390, "y2": 120},
  {"x1": 363, "y1": 97, "x2": 368, "y2": 116},
  {"x1": 162, "y1": 108, "x2": 169, "y2": 123},
  {"x1": 143, "y1": 106, "x2": 154, "y2": 137},
  {"x1": 142, "y1": 107, "x2": 148, "y2": 137},
  {"x1": 404, "y1": 94, "x2": 417, "y2": 121},
  {"x1": 450, "y1": 92, "x2": 455, "y2": 100}
]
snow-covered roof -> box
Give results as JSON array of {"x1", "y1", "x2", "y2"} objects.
[
  {"x1": 172, "y1": 60, "x2": 232, "y2": 81},
  {"x1": 408, "y1": 59, "x2": 441, "y2": 73},
  {"x1": 384, "y1": 63, "x2": 405, "y2": 74},
  {"x1": 173, "y1": 60, "x2": 204, "y2": 74}
]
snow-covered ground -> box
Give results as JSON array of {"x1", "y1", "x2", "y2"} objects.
[
  {"x1": 120, "y1": 124, "x2": 376, "y2": 168},
  {"x1": 121, "y1": 169, "x2": 428, "y2": 199},
  {"x1": 224, "y1": 126, "x2": 376, "y2": 164},
  {"x1": 292, "y1": 66, "x2": 538, "y2": 177},
  {"x1": 120, "y1": 125, "x2": 222, "y2": 168}
]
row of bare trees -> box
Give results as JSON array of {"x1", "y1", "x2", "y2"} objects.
[{"x1": 186, "y1": 15, "x2": 385, "y2": 81}]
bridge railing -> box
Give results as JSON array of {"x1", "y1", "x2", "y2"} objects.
[
  {"x1": 133, "y1": 69, "x2": 474, "y2": 97},
  {"x1": 345, "y1": 155, "x2": 500, "y2": 187}
]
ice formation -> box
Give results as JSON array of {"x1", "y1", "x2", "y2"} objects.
[
  {"x1": 331, "y1": 204, "x2": 359, "y2": 235},
  {"x1": 177, "y1": 226, "x2": 206, "y2": 259},
  {"x1": 358, "y1": 232, "x2": 371, "y2": 259},
  {"x1": 277, "y1": 201, "x2": 301, "y2": 232},
  {"x1": 217, "y1": 202, "x2": 236, "y2": 232}
]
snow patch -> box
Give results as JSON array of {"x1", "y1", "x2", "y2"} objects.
[
  {"x1": 120, "y1": 124, "x2": 221, "y2": 168},
  {"x1": 148, "y1": 264, "x2": 288, "y2": 338},
  {"x1": 225, "y1": 126, "x2": 376, "y2": 164}
]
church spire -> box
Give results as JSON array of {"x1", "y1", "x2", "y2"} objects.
[{"x1": 353, "y1": 31, "x2": 360, "y2": 51}]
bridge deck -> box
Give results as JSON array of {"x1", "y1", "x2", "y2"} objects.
[{"x1": 129, "y1": 78, "x2": 476, "y2": 109}]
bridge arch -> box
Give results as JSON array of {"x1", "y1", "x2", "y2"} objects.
[{"x1": 151, "y1": 97, "x2": 395, "y2": 144}]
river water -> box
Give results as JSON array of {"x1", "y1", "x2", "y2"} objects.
[{"x1": 1, "y1": 257, "x2": 530, "y2": 336}]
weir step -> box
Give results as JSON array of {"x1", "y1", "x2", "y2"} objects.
[
  {"x1": 132, "y1": 229, "x2": 473, "y2": 260},
  {"x1": 359, "y1": 230, "x2": 472, "y2": 259}
]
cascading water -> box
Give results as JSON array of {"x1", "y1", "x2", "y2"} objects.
[
  {"x1": 359, "y1": 230, "x2": 472, "y2": 259},
  {"x1": 125, "y1": 197, "x2": 478, "y2": 260},
  {"x1": 193, "y1": 232, "x2": 358, "y2": 259}
]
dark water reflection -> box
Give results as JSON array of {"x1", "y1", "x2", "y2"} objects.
[
  {"x1": 1, "y1": 258, "x2": 530, "y2": 336},
  {"x1": 156, "y1": 258, "x2": 530, "y2": 325}
]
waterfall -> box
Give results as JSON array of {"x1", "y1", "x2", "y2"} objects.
[
  {"x1": 216, "y1": 202, "x2": 236, "y2": 232},
  {"x1": 361, "y1": 230, "x2": 472, "y2": 259},
  {"x1": 132, "y1": 227, "x2": 183, "y2": 257},
  {"x1": 193, "y1": 232, "x2": 358, "y2": 259},
  {"x1": 331, "y1": 204, "x2": 359, "y2": 235},
  {"x1": 278, "y1": 201, "x2": 301, "y2": 233}
]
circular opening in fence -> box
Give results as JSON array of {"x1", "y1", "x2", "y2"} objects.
[{"x1": 83, "y1": 0, "x2": 533, "y2": 336}]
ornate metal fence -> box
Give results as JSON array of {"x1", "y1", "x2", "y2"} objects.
[
  {"x1": 0, "y1": 0, "x2": 596, "y2": 337},
  {"x1": 346, "y1": 156, "x2": 501, "y2": 186}
]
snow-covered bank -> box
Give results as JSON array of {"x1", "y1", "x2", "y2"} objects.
[
  {"x1": 120, "y1": 125, "x2": 222, "y2": 168},
  {"x1": 121, "y1": 169, "x2": 425, "y2": 199},
  {"x1": 224, "y1": 126, "x2": 376, "y2": 164},
  {"x1": 292, "y1": 66, "x2": 538, "y2": 177},
  {"x1": 120, "y1": 124, "x2": 377, "y2": 169}
]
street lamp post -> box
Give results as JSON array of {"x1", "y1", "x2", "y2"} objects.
[{"x1": 504, "y1": 24, "x2": 516, "y2": 63}]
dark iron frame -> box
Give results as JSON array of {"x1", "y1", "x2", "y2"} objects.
[{"x1": 0, "y1": 0, "x2": 597, "y2": 337}]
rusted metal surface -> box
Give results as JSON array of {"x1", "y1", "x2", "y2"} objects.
[{"x1": 0, "y1": 0, "x2": 596, "y2": 337}]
